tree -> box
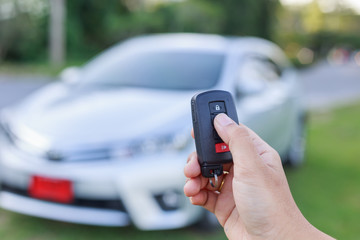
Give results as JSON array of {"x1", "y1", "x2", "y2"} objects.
[
  {"x1": 49, "y1": 0, "x2": 66, "y2": 66},
  {"x1": 0, "y1": 0, "x2": 48, "y2": 62},
  {"x1": 205, "y1": 0, "x2": 280, "y2": 39}
]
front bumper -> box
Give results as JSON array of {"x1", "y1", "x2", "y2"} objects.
[
  {"x1": 0, "y1": 140, "x2": 202, "y2": 230},
  {"x1": 0, "y1": 191, "x2": 130, "y2": 226}
]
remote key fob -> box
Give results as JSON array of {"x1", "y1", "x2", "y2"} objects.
[{"x1": 191, "y1": 90, "x2": 239, "y2": 179}]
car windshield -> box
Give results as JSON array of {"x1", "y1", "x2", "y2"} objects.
[{"x1": 82, "y1": 51, "x2": 225, "y2": 90}]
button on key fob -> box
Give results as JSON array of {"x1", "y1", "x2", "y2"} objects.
[{"x1": 191, "y1": 90, "x2": 239, "y2": 180}]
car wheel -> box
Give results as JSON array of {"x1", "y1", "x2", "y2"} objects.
[{"x1": 285, "y1": 113, "x2": 307, "y2": 167}]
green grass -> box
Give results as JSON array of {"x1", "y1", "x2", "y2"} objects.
[
  {"x1": 1, "y1": 102, "x2": 360, "y2": 239},
  {"x1": 0, "y1": 211, "x2": 226, "y2": 240},
  {"x1": 286, "y1": 103, "x2": 360, "y2": 239}
]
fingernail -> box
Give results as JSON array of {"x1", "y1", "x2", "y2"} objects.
[{"x1": 215, "y1": 113, "x2": 233, "y2": 126}]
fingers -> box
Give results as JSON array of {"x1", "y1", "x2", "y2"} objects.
[
  {"x1": 186, "y1": 178, "x2": 225, "y2": 213},
  {"x1": 184, "y1": 152, "x2": 211, "y2": 198},
  {"x1": 184, "y1": 152, "x2": 200, "y2": 178},
  {"x1": 190, "y1": 190, "x2": 219, "y2": 213},
  {"x1": 213, "y1": 168, "x2": 236, "y2": 225},
  {"x1": 184, "y1": 152, "x2": 230, "y2": 190},
  {"x1": 184, "y1": 168, "x2": 225, "y2": 197},
  {"x1": 185, "y1": 124, "x2": 238, "y2": 216},
  {"x1": 184, "y1": 151, "x2": 229, "y2": 213},
  {"x1": 189, "y1": 169, "x2": 236, "y2": 221},
  {"x1": 184, "y1": 175, "x2": 202, "y2": 196},
  {"x1": 214, "y1": 114, "x2": 263, "y2": 164},
  {"x1": 213, "y1": 114, "x2": 279, "y2": 180}
]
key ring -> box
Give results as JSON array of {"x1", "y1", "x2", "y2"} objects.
[{"x1": 209, "y1": 173, "x2": 219, "y2": 188}]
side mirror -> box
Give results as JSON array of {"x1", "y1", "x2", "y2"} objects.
[{"x1": 60, "y1": 66, "x2": 81, "y2": 85}]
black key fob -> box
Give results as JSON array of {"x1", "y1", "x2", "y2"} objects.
[{"x1": 191, "y1": 90, "x2": 239, "y2": 178}]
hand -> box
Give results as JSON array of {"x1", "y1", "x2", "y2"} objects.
[{"x1": 184, "y1": 113, "x2": 333, "y2": 240}]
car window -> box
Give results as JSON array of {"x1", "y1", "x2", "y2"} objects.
[
  {"x1": 236, "y1": 56, "x2": 282, "y2": 95},
  {"x1": 82, "y1": 51, "x2": 225, "y2": 90}
]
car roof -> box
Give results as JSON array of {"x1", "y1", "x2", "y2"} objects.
[
  {"x1": 121, "y1": 33, "x2": 289, "y2": 66},
  {"x1": 86, "y1": 33, "x2": 290, "y2": 70},
  {"x1": 121, "y1": 33, "x2": 232, "y2": 52}
]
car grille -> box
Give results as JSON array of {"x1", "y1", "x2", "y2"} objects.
[
  {"x1": 0, "y1": 183, "x2": 127, "y2": 212},
  {"x1": 45, "y1": 148, "x2": 114, "y2": 162}
]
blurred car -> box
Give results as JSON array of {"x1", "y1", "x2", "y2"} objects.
[{"x1": 0, "y1": 33, "x2": 306, "y2": 230}]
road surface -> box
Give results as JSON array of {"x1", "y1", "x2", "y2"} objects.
[
  {"x1": 301, "y1": 61, "x2": 360, "y2": 109},
  {"x1": 0, "y1": 74, "x2": 51, "y2": 109}
]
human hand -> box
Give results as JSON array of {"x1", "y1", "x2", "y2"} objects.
[{"x1": 184, "y1": 113, "x2": 333, "y2": 240}]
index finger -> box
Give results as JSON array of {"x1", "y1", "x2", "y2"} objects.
[{"x1": 184, "y1": 152, "x2": 201, "y2": 178}]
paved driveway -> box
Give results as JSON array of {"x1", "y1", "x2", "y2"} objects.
[
  {"x1": 301, "y1": 61, "x2": 360, "y2": 109},
  {"x1": 0, "y1": 75, "x2": 51, "y2": 109}
]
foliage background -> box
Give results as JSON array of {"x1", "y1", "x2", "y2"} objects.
[
  {"x1": 2, "y1": 0, "x2": 360, "y2": 67},
  {"x1": 0, "y1": 0, "x2": 281, "y2": 63}
]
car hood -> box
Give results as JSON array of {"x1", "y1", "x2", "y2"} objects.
[{"x1": 7, "y1": 83, "x2": 195, "y2": 150}]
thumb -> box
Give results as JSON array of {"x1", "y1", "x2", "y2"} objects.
[{"x1": 213, "y1": 113, "x2": 268, "y2": 174}]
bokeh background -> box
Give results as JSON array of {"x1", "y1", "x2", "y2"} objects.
[
  {"x1": 2, "y1": 0, "x2": 360, "y2": 69},
  {"x1": 1, "y1": 0, "x2": 360, "y2": 239}
]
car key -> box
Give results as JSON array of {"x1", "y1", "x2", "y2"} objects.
[{"x1": 191, "y1": 90, "x2": 239, "y2": 187}]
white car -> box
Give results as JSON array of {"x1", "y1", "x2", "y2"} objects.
[{"x1": 0, "y1": 33, "x2": 305, "y2": 230}]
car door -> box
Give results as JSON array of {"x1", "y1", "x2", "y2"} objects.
[{"x1": 234, "y1": 55, "x2": 295, "y2": 154}]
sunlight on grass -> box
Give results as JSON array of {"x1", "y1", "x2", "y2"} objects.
[{"x1": 0, "y1": 209, "x2": 227, "y2": 240}]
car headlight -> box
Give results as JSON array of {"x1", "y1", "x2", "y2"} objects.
[
  {"x1": 0, "y1": 113, "x2": 51, "y2": 156},
  {"x1": 140, "y1": 131, "x2": 190, "y2": 152},
  {"x1": 0, "y1": 118, "x2": 6, "y2": 136},
  {"x1": 111, "y1": 130, "x2": 192, "y2": 159},
  {"x1": 0, "y1": 116, "x2": 16, "y2": 144}
]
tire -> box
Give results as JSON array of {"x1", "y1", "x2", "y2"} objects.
[{"x1": 285, "y1": 113, "x2": 307, "y2": 167}]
